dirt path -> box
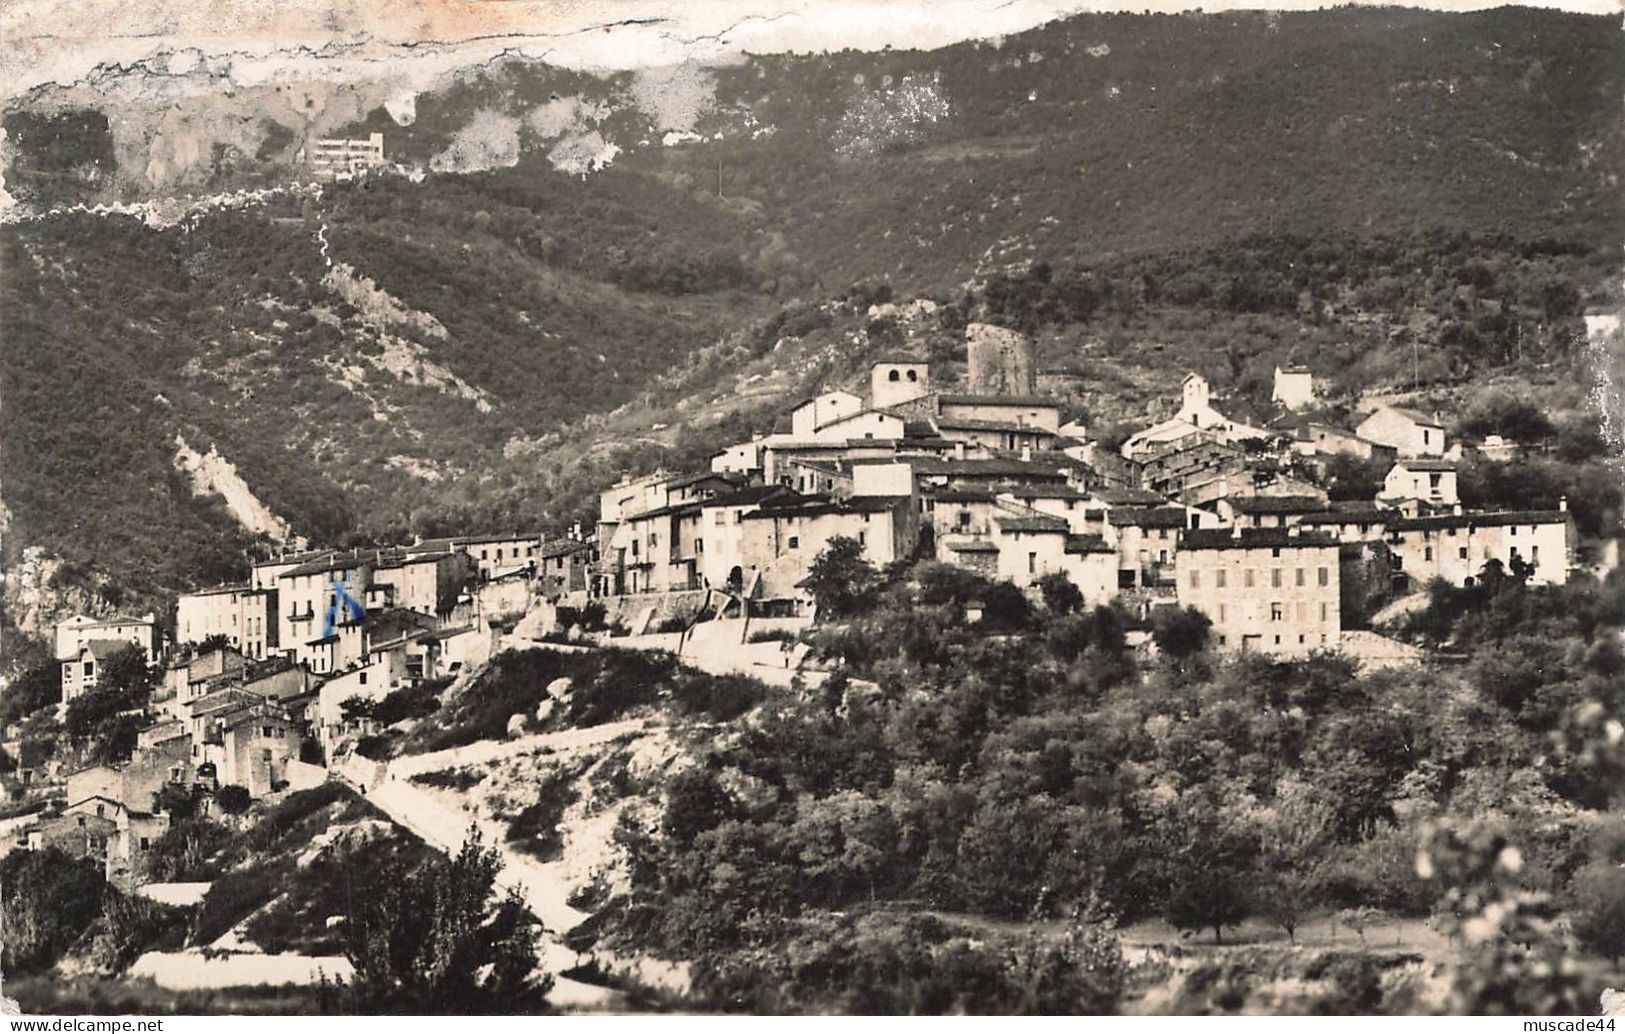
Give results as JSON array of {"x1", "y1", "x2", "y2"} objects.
[{"x1": 333, "y1": 754, "x2": 616, "y2": 1008}]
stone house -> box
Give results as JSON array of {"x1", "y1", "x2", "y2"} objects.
[
  {"x1": 1176, "y1": 527, "x2": 1343, "y2": 657},
  {"x1": 1356, "y1": 405, "x2": 1446, "y2": 458}
]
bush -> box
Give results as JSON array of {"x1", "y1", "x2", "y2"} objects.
[
  {"x1": 505, "y1": 768, "x2": 581, "y2": 862},
  {"x1": 0, "y1": 848, "x2": 107, "y2": 972},
  {"x1": 669, "y1": 671, "x2": 769, "y2": 722},
  {"x1": 215, "y1": 785, "x2": 251, "y2": 815}
]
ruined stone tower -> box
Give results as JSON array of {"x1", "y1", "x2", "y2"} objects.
[{"x1": 965, "y1": 323, "x2": 1036, "y2": 396}]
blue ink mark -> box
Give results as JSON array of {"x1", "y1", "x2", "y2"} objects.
[{"x1": 323, "y1": 578, "x2": 365, "y2": 638}]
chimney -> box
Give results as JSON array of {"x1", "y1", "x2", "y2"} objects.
[
  {"x1": 1453, "y1": 503, "x2": 1462, "y2": 516},
  {"x1": 1231, "y1": 522, "x2": 1243, "y2": 540},
  {"x1": 1559, "y1": 496, "x2": 1568, "y2": 512},
  {"x1": 954, "y1": 441, "x2": 966, "y2": 461}
]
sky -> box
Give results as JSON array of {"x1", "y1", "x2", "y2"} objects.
[{"x1": 3, "y1": 0, "x2": 1619, "y2": 99}]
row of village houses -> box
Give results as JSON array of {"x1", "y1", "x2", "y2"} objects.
[
  {"x1": 22, "y1": 344, "x2": 1574, "y2": 883},
  {"x1": 20, "y1": 532, "x2": 597, "y2": 884},
  {"x1": 592, "y1": 351, "x2": 1574, "y2": 651}
]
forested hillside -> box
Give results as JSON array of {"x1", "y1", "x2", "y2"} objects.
[{"x1": 2, "y1": 5, "x2": 1621, "y2": 618}]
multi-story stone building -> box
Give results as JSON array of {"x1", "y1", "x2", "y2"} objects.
[
  {"x1": 1385, "y1": 505, "x2": 1573, "y2": 587},
  {"x1": 1175, "y1": 527, "x2": 1342, "y2": 657}
]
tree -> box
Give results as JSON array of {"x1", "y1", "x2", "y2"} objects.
[
  {"x1": 663, "y1": 768, "x2": 737, "y2": 845},
  {"x1": 99, "y1": 644, "x2": 154, "y2": 696},
  {"x1": 347, "y1": 829, "x2": 549, "y2": 1013},
  {"x1": 1009, "y1": 903, "x2": 1126, "y2": 1014},
  {"x1": 1036, "y1": 571, "x2": 1084, "y2": 615},
  {"x1": 1152, "y1": 606, "x2": 1211, "y2": 665},
  {"x1": 1569, "y1": 863, "x2": 1625, "y2": 968},
  {"x1": 1421, "y1": 823, "x2": 1590, "y2": 1014},
  {"x1": 1, "y1": 847, "x2": 107, "y2": 972},
  {"x1": 1253, "y1": 784, "x2": 1335, "y2": 943},
  {"x1": 803, "y1": 536, "x2": 881, "y2": 619},
  {"x1": 215, "y1": 784, "x2": 251, "y2": 815},
  {"x1": 0, "y1": 659, "x2": 62, "y2": 726},
  {"x1": 1321, "y1": 453, "x2": 1389, "y2": 502},
  {"x1": 1163, "y1": 793, "x2": 1255, "y2": 944}
]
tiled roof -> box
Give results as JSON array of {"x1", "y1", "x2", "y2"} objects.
[
  {"x1": 946, "y1": 539, "x2": 999, "y2": 553},
  {"x1": 1388, "y1": 509, "x2": 1569, "y2": 532},
  {"x1": 927, "y1": 488, "x2": 997, "y2": 503},
  {"x1": 1394, "y1": 458, "x2": 1457, "y2": 472},
  {"x1": 1182, "y1": 528, "x2": 1340, "y2": 550},
  {"x1": 998, "y1": 484, "x2": 1093, "y2": 500},
  {"x1": 84, "y1": 639, "x2": 136, "y2": 662},
  {"x1": 280, "y1": 551, "x2": 383, "y2": 579},
  {"x1": 994, "y1": 514, "x2": 1070, "y2": 534},
  {"x1": 1107, "y1": 506, "x2": 1190, "y2": 529},
  {"x1": 704, "y1": 485, "x2": 804, "y2": 508},
  {"x1": 539, "y1": 538, "x2": 594, "y2": 558},
  {"x1": 1065, "y1": 533, "x2": 1115, "y2": 555},
  {"x1": 1094, "y1": 488, "x2": 1168, "y2": 506},
  {"x1": 1224, "y1": 494, "x2": 1327, "y2": 514},
  {"x1": 1379, "y1": 405, "x2": 1444, "y2": 427},
  {"x1": 938, "y1": 393, "x2": 1061, "y2": 407},
  {"x1": 935, "y1": 417, "x2": 1057, "y2": 434},
  {"x1": 181, "y1": 582, "x2": 252, "y2": 598}
]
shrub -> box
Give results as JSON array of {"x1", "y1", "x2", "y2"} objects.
[
  {"x1": 215, "y1": 785, "x2": 251, "y2": 815},
  {"x1": 669, "y1": 671, "x2": 768, "y2": 722},
  {"x1": 0, "y1": 848, "x2": 107, "y2": 972}
]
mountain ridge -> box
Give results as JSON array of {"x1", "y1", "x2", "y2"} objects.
[{"x1": 2, "y1": 5, "x2": 1620, "y2": 632}]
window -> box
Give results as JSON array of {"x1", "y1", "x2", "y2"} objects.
[
  {"x1": 1295, "y1": 568, "x2": 1305, "y2": 586},
  {"x1": 888, "y1": 369, "x2": 900, "y2": 382},
  {"x1": 858, "y1": 531, "x2": 866, "y2": 546},
  {"x1": 1317, "y1": 567, "x2": 1329, "y2": 587},
  {"x1": 957, "y1": 511, "x2": 972, "y2": 529},
  {"x1": 359, "y1": 671, "x2": 367, "y2": 685},
  {"x1": 140, "y1": 837, "x2": 150, "y2": 850},
  {"x1": 649, "y1": 532, "x2": 658, "y2": 547},
  {"x1": 695, "y1": 538, "x2": 704, "y2": 553},
  {"x1": 788, "y1": 536, "x2": 800, "y2": 550},
  {"x1": 1459, "y1": 546, "x2": 1469, "y2": 560},
  {"x1": 1531, "y1": 545, "x2": 1539, "y2": 562},
  {"x1": 1216, "y1": 569, "x2": 1227, "y2": 589},
  {"x1": 733, "y1": 510, "x2": 743, "y2": 524},
  {"x1": 1510, "y1": 526, "x2": 1518, "y2": 536},
  {"x1": 1422, "y1": 429, "x2": 1431, "y2": 445},
  {"x1": 907, "y1": 369, "x2": 918, "y2": 382},
  {"x1": 1270, "y1": 602, "x2": 1283, "y2": 621},
  {"x1": 84, "y1": 661, "x2": 94, "y2": 677},
  {"x1": 1190, "y1": 569, "x2": 1200, "y2": 589},
  {"x1": 1218, "y1": 604, "x2": 1227, "y2": 622},
  {"x1": 1271, "y1": 547, "x2": 1281, "y2": 558},
  {"x1": 1320, "y1": 602, "x2": 1329, "y2": 621},
  {"x1": 714, "y1": 511, "x2": 725, "y2": 526},
  {"x1": 1424, "y1": 547, "x2": 1433, "y2": 561},
  {"x1": 1028, "y1": 552, "x2": 1038, "y2": 574},
  {"x1": 1271, "y1": 568, "x2": 1282, "y2": 588},
  {"x1": 1244, "y1": 568, "x2": 1255, "y2": 588},
  {"x1": 96, "y1": 804, "x2": 105, "y2": 817}
]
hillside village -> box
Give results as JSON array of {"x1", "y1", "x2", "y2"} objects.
[
  {"x1": 3, "y1": 4, "x2": 1623, "y2": 1015},
  {"x1": 2, "y1": 316, "x2": 1584, "y2": 897}
]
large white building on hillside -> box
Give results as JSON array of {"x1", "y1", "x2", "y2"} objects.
[{"x1": 1176, "y1": 527, "x2": 1342, "y2": 657}]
